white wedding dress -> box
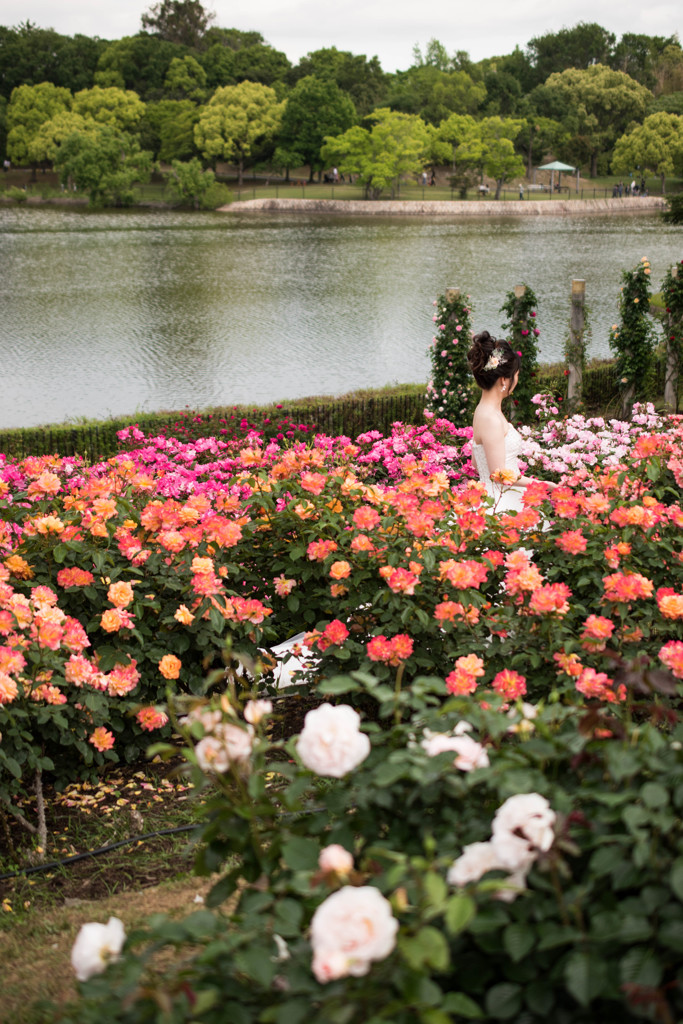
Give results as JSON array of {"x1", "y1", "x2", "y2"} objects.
[{"x1": 471, "y1": 424, "x2": 525, "y2": 515}]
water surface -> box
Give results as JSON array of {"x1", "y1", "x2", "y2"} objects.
[{"x1": 0, "y1": 206, "x2": 679, "y2": 428}]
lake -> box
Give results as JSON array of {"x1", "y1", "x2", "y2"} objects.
[{"x1": 0, "y1": 205, "x2": 680, "y2": 429}]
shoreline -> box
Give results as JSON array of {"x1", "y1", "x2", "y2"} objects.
[{"x1": 221, "y1": 196, "x2": 668, "y2": 217}]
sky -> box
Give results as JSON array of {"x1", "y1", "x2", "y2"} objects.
[{"x1": 1, "y1": 0, "x2": 681, "y2": 72}]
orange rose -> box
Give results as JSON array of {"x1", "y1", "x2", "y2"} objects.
[{"x1": 159, "y1": 654, "x2": 182, "y2": 679}]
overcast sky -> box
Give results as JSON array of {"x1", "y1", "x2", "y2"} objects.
[{"x1": 2, "y1": 0, "x2": 681, "y2": 72}]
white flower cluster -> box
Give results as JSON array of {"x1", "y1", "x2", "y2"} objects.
[{"x1": 447, "y1": 793, "x2": 556, "y2": 902}]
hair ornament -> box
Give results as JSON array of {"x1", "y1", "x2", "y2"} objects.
[{"x1": 484, "y1": 350, "x2": 505, "y2": 372}]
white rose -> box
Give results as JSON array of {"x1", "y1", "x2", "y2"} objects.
[
  {"x1": 491, "y1": 793, "x2": 555, "y2": 870},
  {"x1": 296, "y1": 704, "x2": 370, "y2": 778},
  {"x1": 421, "y1": 732, "x2": 489, "y2": 772},
  {"x1": 310, "y1": 886, "x2": 398, "y2": 983},
  {"x1": 447, "y1": 841, "x2": 502, "y2": 887},
  {"x1": 71, "y1": 917, "x2": 126, "y2": 981},
  {"x1": 195, "y1": 722, "x2": 253, "y2": 773},
  {"x1": 244, "y1": 698, "x2": 272, "y2": 725},
  {"x1": 493, "y1": 868, "x2": 529, "y2": 903},
  {"x1": 318, "y1": 844, "x2": 354, "y2": 875}
]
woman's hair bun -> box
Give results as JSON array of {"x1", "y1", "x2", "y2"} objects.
[{"x1": 467, "y1": 331, "x2": 521, "y2": 390}]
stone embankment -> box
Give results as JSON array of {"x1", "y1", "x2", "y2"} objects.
[{"x1": 221, "y1": 196, "x2": 667, "y2": 217}]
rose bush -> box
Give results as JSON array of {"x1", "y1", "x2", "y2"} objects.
[
  {"x1": 60, "y1": 666, "x2": 683, "y2": 1024},
  {"x1": 1, "y1": 410, "x2": 683, "y2": 847}
]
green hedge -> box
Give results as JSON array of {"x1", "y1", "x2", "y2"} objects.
[{"x1": 0, "y1": 360, "x2": 668, "y2": 461}]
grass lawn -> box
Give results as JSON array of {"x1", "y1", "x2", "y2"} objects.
[{"x1": 0, "y1": 759, "x2": 205, "y2": 1023}]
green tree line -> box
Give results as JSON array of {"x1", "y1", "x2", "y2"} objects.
[{"x1": 2, "y1": 2, "x2": 683, "y2": 202}]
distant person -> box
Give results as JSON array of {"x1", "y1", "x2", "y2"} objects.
[
  {"x1": 422, "y1": 170, "x2": 427, "y2": 186},
  {"x1": 332, "y1": 167, "x2": 339, "y2": 183},
  {"x1": 519, "y1": 184, "x2": 524, "y2": 199},
  {"x1": 2, "y1": 159, "x2": 9, "y2": 172},
  {"x1": 430, "y1": 169, "x2": 436, "y2": 186}
]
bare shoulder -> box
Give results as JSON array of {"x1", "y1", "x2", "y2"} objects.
[{"x1": 472, "y1": 406, "x2": 506, "y2": 445}]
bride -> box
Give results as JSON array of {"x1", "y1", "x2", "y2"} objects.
[{"x1": 467, "y1": 331, "x2": 550, "y2": 514}]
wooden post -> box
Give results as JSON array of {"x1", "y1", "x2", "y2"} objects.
[
  {"x1": 567, "y1": 280, "x2": 586, "y2": 410},
  {"x1": 665, "y1": 266, "x2": 679, "y2": 413}
]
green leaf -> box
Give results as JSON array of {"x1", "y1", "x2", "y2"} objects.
[
  {"x1": 399, "y1": 926, "x2": 450, "y2": 971},
  {"x1": 640, "y1": 782, "x2": 669, "y2": 809},
  {"x1": 52, "y1": 543, "x2": 67, "y2": 564},
  {"x1": 441, "y1": 992, "x2": 484, "y2": 1019},
  {"x1": 619, "y1": 946, "x2": 663, "y2": 988},
  {"x1": 318, "y1": 676, "x2": 359, "y2": 695},
  {"x1": 564, "y1": 951, "x2": 607, "y2": 1007},
  {"x1": 374, "y1": 760, "x2": 407, "y2": 787},
  {"x1": 419, "y1": 1010, "x2": 452, "y2": 1024},
  {"x1": 670, "y1": 857, "x2": 683, "y2": 902},
  {"x1": 503, "y1": 922, "x2": 535, "y2": 962},
  {"x1": 424, "y1": 871, "x2": 448, "y2": 911},
  {"x1": 281, "y1": 835, "x2": 320, "y2": 871},
  {"x1": 235, "y1": 944, "x2": 276, "y2": 987},
  {"x1": 659, "y1": 920, "x2": 683, "y2": 953},
  {"x1": 524, "y1": 980, "x2": 554, "y2": 1016},
  {"x1": 444, "y1": 894, "x2": 476, "y2": 936},
  {"x1": 484, "y1": 982, "x2": 522, "y2": 1020},
  {"x1": 273, "y1": 898, "x2": 304, "y2": 937}
]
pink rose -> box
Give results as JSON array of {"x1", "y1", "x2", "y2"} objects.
[
  {"x1": 310, "y1": 886, "x2": 398, "y2": 982},
  {"x1": 296, "y1": 704, "x2": 370, "y2": 777},
  {"x1": 491, "y1": 793, "x2": 555, "y2": 870},
  {"x1": 421, "y1": 731, "x2": 489, "y2": 771},
  {"x1": 318, "y1": 844, "x2": 354, "y2": 875},
  {"x1": 195, "y1": 722, "x2": 253, "y2": 773}
]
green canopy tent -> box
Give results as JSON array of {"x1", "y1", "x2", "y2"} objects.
[{"x1": 538, "y1": 160, "x2": 576, "y2": 193}]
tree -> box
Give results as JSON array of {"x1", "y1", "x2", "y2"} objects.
[
  {"x1": 321, "y1": 108, "x2": 431, "y2": 199},
  {"x1": 612, "y1": 112, "x2": 683, "y2": 193},
  {"x1": 652, "y1": 44, "x2": 683, "y2": 96},
  {"x1": 611, "y1": 33, "x2": 680, "y2": 91},
  {"x1": 163, "y1": 55, "x2": 207, "y2": 101},
  {"x1": 141, "y1": 1, "x2": 214, "y2": 49},
  {"x1": 0, "y1": 23, "x2": 107, "y2": 101},
  {"x1": 142, "y1": 99, "x2": 200, "y2": 161},
  {"x1": 166, "y1": 157, "x2": 216, "y2": 207},
  {"x1": 477, "y1": 117, "x2": 526, "y2": 198},
  {"x1": 54, "y1": 123, "x2": 152, "y2": 205},
  {"x1": 541, "y1": 64, "x2": 652, "y2": 177},
  {"x1": 95, "y1": 35, "x2": 185, "y2": 100},
  {"x1": 526, "y1": 22, "x2": 617, "y2": 87},
  {"x1": 6, "y1": 81, "x2": 72, "y2": 169},
  {"x1": 194, "y1": 81, "x2": 284, "y2": 184},
  {"x1": 277, "y1": 76, "x2": 356, "y2": 181},
  {"x1": 515, "y1": 117, "x2": 568, "y2": 178},
  {"x1": 386, "y1": 65, "x2": 486, "y2": 125},
  {"x1": 27, "y1": 110, "x2": 88, "y2": 165},
  {"x1": 435, "y1": 113, "x2": 481, "y2": 194},
  {"x1": 288, "y1": 48, "x2": 387, "y2": 118},
  {"x1": 72, "y1": 86, "x2": 146, "y2": 133}
]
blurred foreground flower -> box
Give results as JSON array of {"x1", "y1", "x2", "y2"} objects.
[
  {"x1": 71, "y1": 917, "x2": 125, "y2": 982},
  {"x1": 296, "y1": 703, "x2": 370, "y2": 778},
  {"x1": 311, "y1": 886, "x2": 398, "y2": 983}
]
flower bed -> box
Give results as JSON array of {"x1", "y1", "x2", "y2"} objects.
[{"x1": 1, "y1": 408, "x2": 683, "y2": 1020}]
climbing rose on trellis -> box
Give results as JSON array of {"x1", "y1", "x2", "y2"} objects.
[{"x1": 425, "y1": 291, "x2": 476, "y2": 427}]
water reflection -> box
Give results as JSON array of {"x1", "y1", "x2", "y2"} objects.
[{"x1": 0, "y1": 207, "x2": 679, "y2": 428}]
